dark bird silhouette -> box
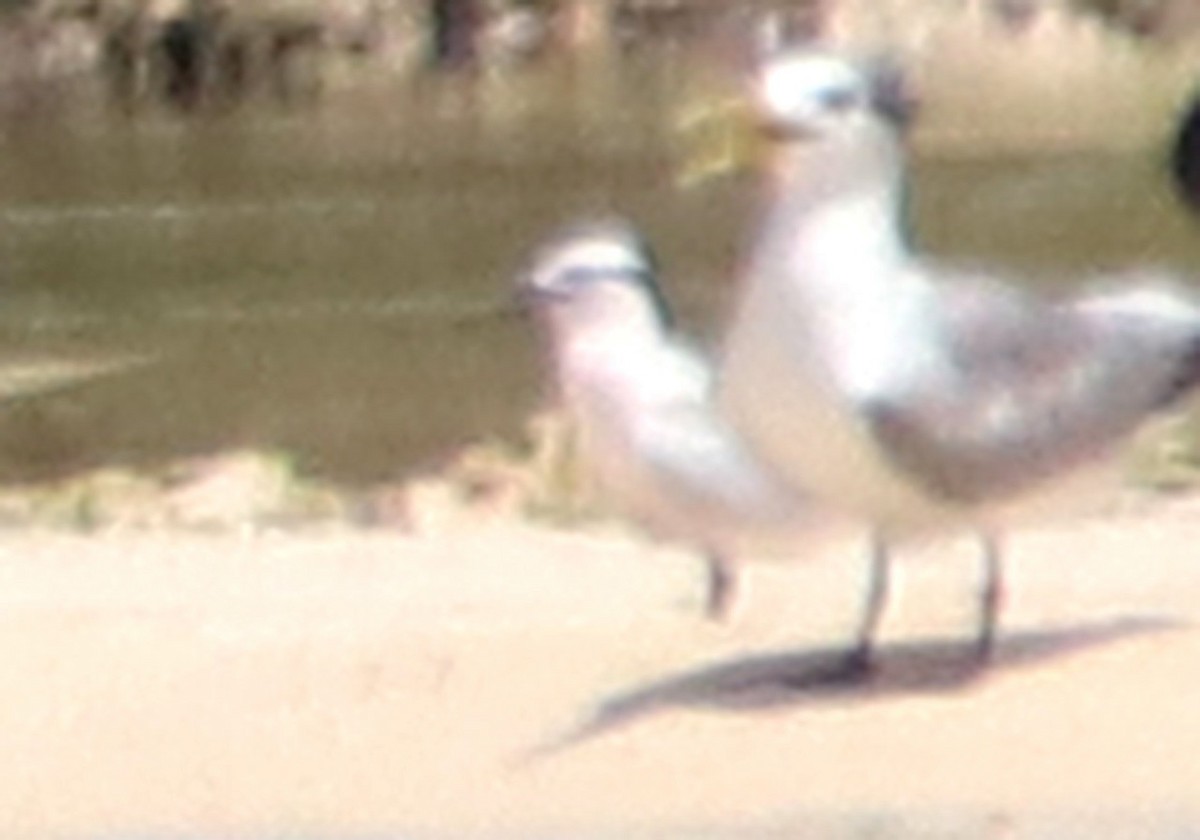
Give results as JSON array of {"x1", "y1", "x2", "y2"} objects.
[{"x1": 1172, "y1": 87, "x2": 1200, "y2": 212}]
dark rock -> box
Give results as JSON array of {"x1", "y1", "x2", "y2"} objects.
[{"x1": 1172, "y1": 87, "x2": 1200, "y2": 212}]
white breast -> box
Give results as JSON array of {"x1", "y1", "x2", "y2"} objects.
[{"x1": 719, "y1": 262, "x2": 946, "y2": 527}]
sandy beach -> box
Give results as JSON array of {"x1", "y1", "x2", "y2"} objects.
[{"x1": 0, "y1": 492, "x2": 1194, "y2": 838}]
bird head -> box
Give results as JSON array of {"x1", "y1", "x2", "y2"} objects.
[
  {"x1": 516, "y1": 220, "x2": 674, "y2": 341},
  {"x1": 752, "y1": 50, "x2": 914, "y2": 143},
  {"x1": 675, "y1": 48, "x2": 915, "y2": 187}
]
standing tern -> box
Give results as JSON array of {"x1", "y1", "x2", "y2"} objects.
[
  {"x1": 717, "y1": 49, "x2": 1200, "y2": 659},
  {"x1": 518, "y1": 219, "x2": 874, "y2": 644}
]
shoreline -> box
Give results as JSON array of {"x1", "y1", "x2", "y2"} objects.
[
  {"x1": 0, "y1": 494, "x2": 1194, "y2": 835},
  {"x1": 2, "y1": 2, "x2": 1198, "y2": 159}
]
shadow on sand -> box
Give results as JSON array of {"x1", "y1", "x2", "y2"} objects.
[{"x1": 525, "y1": 615, "x2": 1185, "y2": 760}]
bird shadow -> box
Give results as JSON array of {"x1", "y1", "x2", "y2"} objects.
[{"x1": 522, "y1": 615, "x2": 1185, "y2": 762}]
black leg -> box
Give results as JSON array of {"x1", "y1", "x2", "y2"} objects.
[
  {"x1": 845, "y1": 530, "x2": 890, "y2": 674},
  {"x1": 975, "y1": 531, "x2": 1004, "y2": 662},
  {"x1": 704, "y1": 551, "x2": 736, "y2": 622}
]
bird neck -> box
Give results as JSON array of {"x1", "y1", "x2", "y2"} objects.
[
  {"x1": 552, "y1": 292, "x2": 669, "y2": 361},
  {"x1": 754, "y1": 127, "x2": 914, "y2": 301},
  {"x1": 550, "y1": 306, "x2": 676, "y2": 422},
  {"x1": 735, "y1": 125, "x2": 943, "y2": 405}
]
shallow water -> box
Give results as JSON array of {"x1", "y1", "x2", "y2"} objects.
[{"x1": 0, "y1": 51, "x2": 1197, "y2": 486}]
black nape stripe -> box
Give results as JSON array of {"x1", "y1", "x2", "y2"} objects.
[{"x1": 557, "y1": 263, "x2": 676, "y2": 330}]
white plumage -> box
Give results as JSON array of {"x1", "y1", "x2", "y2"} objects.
[
  {"x1": 519, "y1": 219, "x2": 868, "y2": 631},
  {"x1": 718, "y1": 49, "x2": 1200, "y2": 656}
]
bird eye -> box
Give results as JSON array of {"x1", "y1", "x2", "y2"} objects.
[
  {"x1": 560, "y1": 266, "x2": 605, "y2": 288},
  {"x1": 817, "y1": 86, "x2": 858, "y2": 113}
]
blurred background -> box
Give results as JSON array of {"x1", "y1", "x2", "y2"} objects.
[{"x1": 0, "y1": 0, "x2": 1197, "y2": 499}]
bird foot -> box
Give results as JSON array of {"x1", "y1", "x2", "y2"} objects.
[{"x1": 836, "y1": 646, "x2": 877, "y2": 681}]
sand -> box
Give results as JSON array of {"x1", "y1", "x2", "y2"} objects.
[{"x1": 0, "y1": 496, "x2": 1197, "y2": 838}]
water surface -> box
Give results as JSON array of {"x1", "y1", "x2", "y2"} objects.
[{"x1": 0, "y1": 52, "x2": 1197, "y2": 485}]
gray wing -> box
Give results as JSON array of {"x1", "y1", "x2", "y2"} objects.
[
  {"x1": 863, "y1": 270, "x2": 1200, "y2": 506},
  {"x1": 635, "y1": 341, "x2": 804, "y2": 523},
  {"x1": 638, "y1": 401, "x2": 803, "y2": 521}
]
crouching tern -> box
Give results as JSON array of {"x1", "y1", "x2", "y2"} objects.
[
  {"x1": 717, "y1": 49, "x2": 1200, "y2": 659},
  {"x1": 518, "y1": 219, "x2": 874, "y2": 640}
]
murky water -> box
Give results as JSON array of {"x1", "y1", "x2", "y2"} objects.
[{"x1": 0, "y1": 51, "x2": 1197, "y2": 486}]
